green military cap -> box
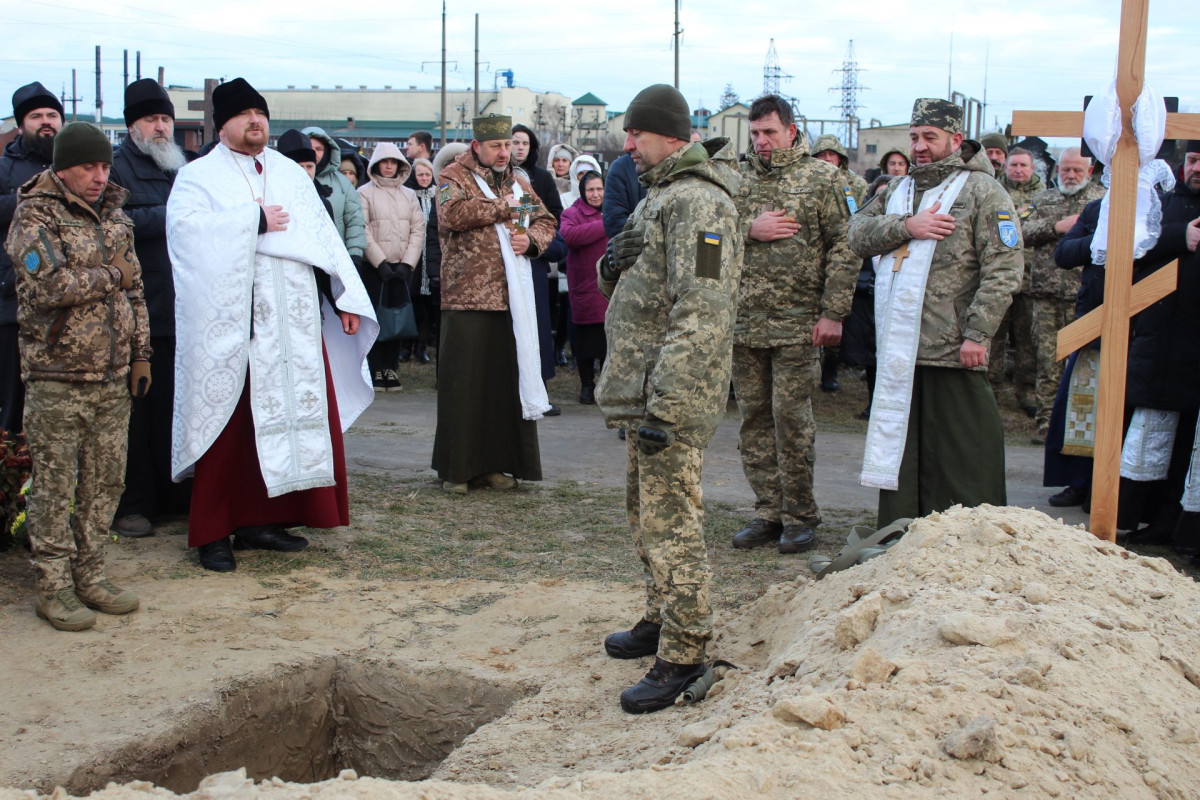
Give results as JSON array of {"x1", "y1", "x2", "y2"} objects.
[
  {"x1": 472, "y1": 114, "x2": 512, "y2": 142},
  {"x1": 812, "y1": 134, "x2": 849, "y2": 164},
  {"x1": 911, "y1": 98, "x2": 963, "y2": 135},
  {"x1": 979, "y1": 132, "x2": 1008, "y2": 154}
]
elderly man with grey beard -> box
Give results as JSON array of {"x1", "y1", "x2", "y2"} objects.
[{"x1": 108, "y1": 78, "x2": 193, "y2": 538}]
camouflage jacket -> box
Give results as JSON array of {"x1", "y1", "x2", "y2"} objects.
[
  {"x1": 596, "y1": 139, "x2": 743, "y2": 449},
  {"x1": 847, "y1": 142, "x2": 1022, "y2": 369},
  {"x1": 1021, "y1": 181, "x2": 1105, "y2": 300},
  {"x1": 6, "y1": 170, "x2": 151, "y2": 383},
  {"x1": 436, "y1": 149, "x2": 557, "y2": 311},
  {"x1": 1004, "y1": 173, "x2": 1043, "y2": 292},
  {"x1": 734, "y1": 143, "x2": 858, "y2": 347},
  {"x1": 846, "y1": 170, "x2": 869, "y2": 210}
]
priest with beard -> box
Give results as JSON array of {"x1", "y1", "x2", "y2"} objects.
[
  {"x1": 166, "y1": 78, "x2": 378, "y2": 572},
  {"x1": 0, "y1": 82, "x2": 63, "y2": 434},
  {"x1": 108, "y1": 79, "x2": 193, "y2": 539}
]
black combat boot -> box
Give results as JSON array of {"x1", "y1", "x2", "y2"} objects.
[
  {"x1": 620, "y1": 657, "x2": 707, "y2": 714},
  {"x1": 579, "y1": 383, "x2": 595, "y2": 405},
  {"x1": 604, "y1": 618, "x2": 661, "y2": 659},
  {"x1": 731, "y1": 518, "x2": 782, "y2": 549}
]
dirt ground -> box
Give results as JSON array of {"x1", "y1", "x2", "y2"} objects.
[{"x1": 1, "y1": 375, "x2": 1195, "y2": 799}]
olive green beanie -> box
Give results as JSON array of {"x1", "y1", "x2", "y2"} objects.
[
  {"x1": 624, "y1": 84, "x2": 692, "y2": 141},
  {"x1": 53, "y1": 122, "x2": 112, "y2": 170}
]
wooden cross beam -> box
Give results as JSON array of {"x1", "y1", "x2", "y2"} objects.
[
  {"x1": 186, "y1": 78, "x2": 219, "y2": 147},
  {"x1": 1010, "y1": 0, "x2": 1200, "y2": 542}
]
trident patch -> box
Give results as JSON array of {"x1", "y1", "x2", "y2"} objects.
[{"x1": 997, "y1": 211, "x2": 1019, "y2": 249}]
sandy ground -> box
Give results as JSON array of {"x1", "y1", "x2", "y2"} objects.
[{"x1": 4, "y1": 391, "x2": 1168, "y2": 800}]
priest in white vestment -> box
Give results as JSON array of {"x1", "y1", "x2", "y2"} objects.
[{"x1": 167, "y1": 78, "x2": 377, "y2": 572}]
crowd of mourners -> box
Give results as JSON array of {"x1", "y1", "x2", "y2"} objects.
[{"x1": 1, "y1": 73, "x2": 1197, "y2": 717}]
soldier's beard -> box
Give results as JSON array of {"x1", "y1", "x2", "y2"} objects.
[
  {"x1": 1059, "y1": 179, "x2": 1087, "y2": 196},
  {"x1": 131, "y1": 127, "x2": 187, "y2": 172},
  {"x1": 21, "y1": 131, "x2": 56, "y2": 162}
]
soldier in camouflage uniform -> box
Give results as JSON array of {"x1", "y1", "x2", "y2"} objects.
[
  {"x1": 595, "y1": 84, "x2": 742, "y2": 714},
  {"x1": 5, "y1": 122, "x2": 151, "y2": 631},
  {"x1": 729, "y1": 95, "x2": 858, "y2": 554},
  {"x1": 989, "y1": 146, "x2": 1042, "y2": 408},
  {"x1": 812, "y1": 134, "x2": 870, "y2": 211},
  {"x1": 1021, "y1": 148, "x2": 1105, "y2": 439},
  {"x1": 848, "y1": 99, "x2": 1022, "y2": 526}
]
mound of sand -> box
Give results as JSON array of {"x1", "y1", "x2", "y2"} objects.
[{"x1": 4, "y1": 505, "x2": 1199, "y2": 799}]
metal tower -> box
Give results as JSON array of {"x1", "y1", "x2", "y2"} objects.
[
  {"x1": 829, "y1": 39, "x2": 866, "y2": 148},
  {"x1": 763, "y1": 39, "x2": 790, "y2": 97}
]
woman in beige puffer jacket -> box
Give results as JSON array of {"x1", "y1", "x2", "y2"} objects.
[{"x1": 357, "y1": 142, "x2": 426, "y2": 387}]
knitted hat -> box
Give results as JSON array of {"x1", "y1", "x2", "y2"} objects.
[
  {"x1": 911, "y1": 98, "x2": 963, "y2": 135},
  {"x1": 1187, "y1": 140, "x2": 1200, "y2": 154},
  {"x1": 12, "y1": 81, "x2": 64, "y2": 127},
  {"x1": 53, "y1": 122, "x2": 112, "y2": 170},
  {"x1": 979, "y1": 132, "x2": 1008, "y2": 155},
  {"x1": 472, "y1": 114, "x2": 512, "y2": 142},
  {"x1": 123, "y1": 79, "x2": 174, "y2": 126},
  {"x1": 623, "y1": 84, "x2": 691, "y2": 141},
  {"x1": 212, "y1": 78, "x2": 269, "y2": 132},
  {"x1": 276, "y1": 129, "x2": 316, "y2": 164}
]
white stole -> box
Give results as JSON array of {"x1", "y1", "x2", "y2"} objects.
[
  {"x1": 470, "y1": 172, "x2": 551, "y2": 420},
  {"x1": 860, "y1": 170, "x2": 970, "y2": 490},
  {"x1": 1120, "y1": 407, "x2": 1178, "y2": 482}
]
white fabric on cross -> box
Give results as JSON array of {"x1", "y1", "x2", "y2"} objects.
[
  {"x1": 470, "y1": 172, "x2": 551, "y2": 420},
  {"x1": 859, "y1": 169, "x2": 970, "y2": 491}
]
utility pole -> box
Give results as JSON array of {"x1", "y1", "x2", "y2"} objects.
[
  {"x1": 474, "y1": 13, "x2": 480, "y2": 117},
  {"x1": 441, "y1": 0, "x2": 448, "y2": 147},
  {"x1": 136, "y1": 51, "x2": 142, "y2": 81},
  {"x1": 673, "y1": 0, "x2": 682, "y2": 89},
  {"x1": 123, "y1": 49, "x2": 129, "y2": 88},
  {"x1": 67, "y1": 69, "x2": 82, "y2": 120},
  {"x1": 94, "y1": 46, "x2": 103, "y2": 123}
]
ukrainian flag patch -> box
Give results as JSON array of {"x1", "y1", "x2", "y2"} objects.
[
  {"x1": 996, "y1": 210, "x2": 1019, "y2": 248},
  {"x1": 697, "y1": 232, "x2": 722, "y2": 279}
]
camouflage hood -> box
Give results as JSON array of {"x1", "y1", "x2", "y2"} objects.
[
  {"x1": 745, "y1": 136, "x2": 812, "y2": 174},
  {"x1": 811, "y1": 134, "x2": 849, "y2": 167},
  {"x1": 18, "y1": 168, "x2": 129, "y2": 221},
  {"x1": 639, "y1": 138, "x2": 741, "y2": 198},
  {"x1": 908, "y1": 139, "x2": 992, "y2": 190}
]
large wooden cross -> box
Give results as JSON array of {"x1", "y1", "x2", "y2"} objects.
[
  {"x1": 186, "y1": 78, "x2": 220, "y2": 147},
  {"x1": 1011, "y1": 0, "x2": 1200, "y2": 542}
]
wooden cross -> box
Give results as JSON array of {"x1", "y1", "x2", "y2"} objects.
[
  {"x1": 1011, "y1": 0, "x2": 1200, "y2": 542},
  {"x1": 186, "y1": 78, "x2": 219, "y2": 147},
  {"x1": 891, "y1": 242, "x2": 911, "y2": 273}
]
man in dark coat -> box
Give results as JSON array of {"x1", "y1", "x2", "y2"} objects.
[
  {"x1": 603, "y1": 153, "x2": 647, "y2": 240},
  {"x1": 511, "y1": 124, "x2": 564, "y2": 407},
  {"x1": 0, "y1": 82, "x2": 63, "y2": 434},
  {"x1": 107, "y1": 79, "x2": 193, "y2": 537},
  {"x1": 1118, "y1": 140, "x2": 1200, "y2": 541}
]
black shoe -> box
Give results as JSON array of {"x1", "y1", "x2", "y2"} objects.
[
  {"x1": 858, "y1": 408, "x2": 871, "y2": 420},
  {"x1": 620, "y1": 657, "x2": 707, "y2": 714},
  {"x1": 604, "y1": 619, "x2": 661, "y2": 659},
  {"x1": 732, "y1": 518, "x2": 782, "y2": 549},
  {"x1": 233, "y1": 525, "x2": 309, "y2": 552},
  {"x1": 554, "y1": 348, "x2": 569, "y2": 367},
  {"x1": 778, "y1": 525, "x2": 817, "y2": 554},
  {"x1": 579, "y1": 384, "x2": 595, "y2": 405},
  {"x1": 397, "y1": 349, "x2": 412, "y2": 363},
  {"x1": 1021, "y1": 404, "x2": 1037, "y2": 418},
  {"x1": 415, "y1": 345, "x2": 431, "y2": 364},
  {"x1": 1048, "y1": 485, "x2": 1086, "y2": 508},
  {"x1": 543, "y1": 404, "x2": 562, "y2": 417},
  {"x1": 198, "y1": 537, "x2": 237, "y2": 572}
]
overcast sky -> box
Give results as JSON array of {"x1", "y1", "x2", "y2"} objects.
[{"x1": 3, "y1": 0, "x2": 1196, "y2": 138}]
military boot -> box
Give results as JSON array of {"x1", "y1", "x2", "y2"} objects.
[
  {"x1": 620, "y1": 657, "x2": 707, "y2": 714},
  {"x1": 76, "y1": 578, "x2": 140, "y2": 615},
  {"x1": 604, "y1": 618, "x2": 661, "y2": 659},
  {"x1": 36, "y1": 587, "x2": 97, "y2": 631},
  {"x1": 732, "y1": 518, "x2": 782, "y2": 549}
]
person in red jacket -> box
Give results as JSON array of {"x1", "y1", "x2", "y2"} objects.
[{"x1": 559, "y1": 170, "x2": 609, "y2": 404}]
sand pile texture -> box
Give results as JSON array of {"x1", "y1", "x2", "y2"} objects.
[{"x1": 3, "y1": 505, "x2": 1198, "y2": 799}]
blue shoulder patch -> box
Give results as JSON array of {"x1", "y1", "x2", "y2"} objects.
[
  {"x1": 843, "y1": 186, "x2": 859, "y2": 215},
  {"x1": 996, "y1": 211, "x2": 1019, "y2": 249},
  {"x1": 23, "y1": 250, "x2": 39, "y2": 273}
]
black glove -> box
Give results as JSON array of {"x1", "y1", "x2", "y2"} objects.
[
  {"x1": 636, "y1": 415, "x2": 675, "y2": 456},
  {"x1": 377, "y1": 261, "x2": 397, "y2": 281},
  {"x1": 395, "y1": 262, "x2": 413, "y2": 283},
  {"x1": 609, "y1": 226, "x2": 645, "y2": 272}
]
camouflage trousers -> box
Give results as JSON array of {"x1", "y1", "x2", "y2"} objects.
[
  {"x1": 732, "y1": 344, "x2": 821, "y2": 528},
  {"x1": 989, "y1": 292, "x2": 1036, "y2": 407},
  {"x1": 24, "y1": 379, "x2": 130, "y2": 594},
  {"x1": 1032, "y1": 296, "x2": 1073, "y2": 432},
  {"x1": 625, "y1": 432, "x2": 712, "y2": 664}
]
